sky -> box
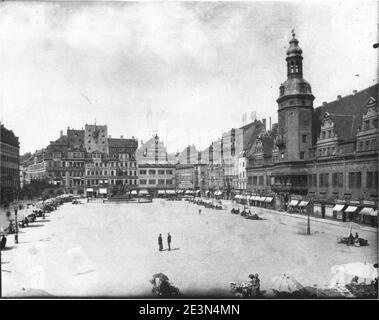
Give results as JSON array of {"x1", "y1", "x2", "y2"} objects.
[{"x1": 0, "y1": 0, "x2": 377, "y2": 155}]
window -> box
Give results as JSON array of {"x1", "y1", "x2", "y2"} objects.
[
  {"x1": 356, "y1": 172, "x2": 361, "y2": 188},
  {"x1": 319, "y1": 173, "x2": 329, "y2": 187},
  {"x1": 158, "y1": 170, "x2": 165, "y2": 175},
  {"x1": 149, "y1": 170, "x2": 156, "y2": 175},
  {"x1": 302, "y1": 135, "x2": 307, "y2": 143},
  {"x1": 300, "y1": 152, "x2": 304, "y2": 159},
  {"x1": 267, "y1": 176, "x2": 271, "y2": 186},
  {"x1": 322, "y1": 131, "x2": 325, "y2": 139},
  {"x1": 349, "y1": 172, "x2": 355, "y2": 189},
  {"x1": 140, "y1": 179, "x2": 147, "y2": 185},
  {"x1": 139, "y1": 170, "x2": 147, "y2": 175},
  {"x1": 166, "y1": 170, "x2": 173, "y2": 175},
  {"x1": 158, "y1": 179, "x2": 165, "y2": 185},
  {"x1": 252, "y1": 176, "x2": 257, "y2": 185},
  {"x1": 248, "y1": 176, "x2": 252, "y2": 185},
  {"x1": 166, "y1": 179, "x2": 172, "y2": 185},
  {"x1": 258, "y1": 176, "x2": 264, "y2": 186},
  {"x1": 148, "y1": 179, "x2": 156, "y2": 185}
]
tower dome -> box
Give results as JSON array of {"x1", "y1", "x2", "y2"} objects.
[{"x1": 286, "y1": 32, "x2": 303, "y2": 57}]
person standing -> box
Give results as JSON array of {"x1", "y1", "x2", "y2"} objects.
[
  {"x1": 167, "y1": 233, "x2": 171, "y2": 251},
  {"x1": 199, "y1": 209, "x2": 201, "y2": 215},
  {"x1": 158, "y1": 234, "x2": 163, "y2": 251}
]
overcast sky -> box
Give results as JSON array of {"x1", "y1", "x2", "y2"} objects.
[{"x1": 0, "y1": 0, "x2": 377, "y2": 155}]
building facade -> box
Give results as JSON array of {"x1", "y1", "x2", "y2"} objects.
[
  {"x1": 0, "y1": 124, "x2": 20, "y2": 204},
  {"x1": 138, "y1": 164, "x2": 176, "y2": 197},
  {"x1": 245, "y1": 32, "x2": 378, "y2": 225}
]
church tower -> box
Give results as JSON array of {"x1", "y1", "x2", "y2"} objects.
[{"x1": 276, "y1": 31, "x2": 315, "y2": 162}]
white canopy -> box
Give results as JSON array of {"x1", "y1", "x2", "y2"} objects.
[
  {"x1": 158, "y1": 190, "x2": 166, "y2": 195},
  {"x1": 359, "y1": 207, "x2": 374, "y2": 215},
  {"x1": 298, "y1": 201, "x2": 309, "y2": 207},
  {"x1": 139, "y1": 189, "x2": 149, "y2": 195},
  {"x1": 166, "y1": 190, "x2": 176, "y2": 194},
  {"x1": 344, "y1": 206, "x2": 358, "y2": 213},
  {"x1": 288, "y1": 200, "x2": 299, "y2": 206},
  {"x1": 265, "y1": 197, "x2": 274, "y2": 203},
  {"x1": 130, "y1": 190, "x2": 138, "y2": 195},
  {"x1": 86, "y1": 188, "x2": 94, "y2": 192},
  {"x1": 333, "y1": 204, "x2": 345, "y2": 211}
]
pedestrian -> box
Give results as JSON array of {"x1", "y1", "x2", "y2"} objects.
[
  {"x1": 199, "y1": 209, "x2": 201, "y2": 215},
  {"x1": 1, "y1": 234, "x2": 7, "y2": 250},
  {"x1": 167, "y1": 232, "x2": 171, "y2": 251},
  {"x1": 158, "y1": 233, "x2": 163, "y2": 251}
]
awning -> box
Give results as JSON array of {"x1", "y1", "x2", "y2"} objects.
[
  {"x1": 344, "y1": 206, "x2": 358, "y2": 213},
  {"x1": 139, "y1": 189, "x2": 149, "y2": 195},
  {"x1": 99, "y1": 188, "x2": 107, "y2": 194},
  {"x1": 371, "y1": 210, "x2": 378, "y2": 217},
  {"x1": 298, "y1": 201, "x2": 309, "y2": 207},
  {"x1": 288, "y1": 200, "x2": 299, "y2": 206},
  {"x1": 166, "y1": 190, "x2": 176, "y2": 195},
  {"x1": 86, "y1": 188, "x2": 93, "y2": 192},
  {"x1": 205, "y1": 191, "x2": 210, "y2": 194},
  {"x1": 131, "y1": 190, "x2": 138, "y2": 195},
  {"x1": 235, "y1": 195, "x2": 241, "y2": 199},
  {"x1": 332, "y1": 204, "x2": 345, "y2": 211},
  {"x1": 195, "y1": 190, "x2": 201, "y2": 194},
  {"x1": 215, "y1": 191, "x2": 222, "y2": 195},
  {"x1": 158, "y1": 190, "x2": 166, "y2": 195},
  {"x1": 359, "y1": 207, "x2": 374, "y2": 215},
  {"x1": 185, "y1": 190, "x2": 193, "y2": 195},
  {"x1": 265, "y1": 197, "x2": 274, "y2": 203}
]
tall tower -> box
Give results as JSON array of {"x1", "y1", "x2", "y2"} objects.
[{"x1": 276, "y1": 31, "x2": 315, "y2": 161}]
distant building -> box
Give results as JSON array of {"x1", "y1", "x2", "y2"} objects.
[
  {"x1": 0, "y1": 123, "x2": 20, "y2": 204},
  {"x1": 136, "y1": 134, "x2": 172, "y2": 164},
  {"x1": 138, "y1": 163, "x2": 176, "y2": 197}
]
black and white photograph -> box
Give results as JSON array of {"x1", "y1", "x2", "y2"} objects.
[{"x1": 0, "y1": 0, "x2": 378, "y2": 301}]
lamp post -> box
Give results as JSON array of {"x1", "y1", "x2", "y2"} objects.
[{"x1": 14, "y1": 206, "x2": 19, "y2": 244}]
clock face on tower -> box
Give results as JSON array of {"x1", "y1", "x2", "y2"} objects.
[
  {"x1": 300, "y1": 111, "x2": 310, "y2": 125},
  {"x1": 93, "y1": 128, "x2": 100, "y2": 140}
]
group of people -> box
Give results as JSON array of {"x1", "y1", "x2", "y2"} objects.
[
  {"x1": 347, "y1": 232, "x2": 360, "y2": 245},
  {"x1": 158, "y1": 233, "x2": 172, "y2": 251},
  {"x1": 248, "y1": 273, "x2": 261, "y2": 296}
]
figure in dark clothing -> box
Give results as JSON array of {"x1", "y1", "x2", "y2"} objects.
[
  {"x1": 199, "y1": 209, "x2": 201, "y2": 215},
  {"x1": 1, "y1": 235, "x2": 7, "y2": 250},
  {"x1": 167, "y1": 233, "x2": 171, "y2": 251},
  {"x1": 158, "y1": 234, "x2": 163, "y2": 251},
  {"x1": 355, "y1": 232, "x2": 359, "y2": 239}
]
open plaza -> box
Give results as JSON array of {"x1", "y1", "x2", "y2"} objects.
[{"x1": 1, "y1": 199, "x2": 377, "y2": 297}]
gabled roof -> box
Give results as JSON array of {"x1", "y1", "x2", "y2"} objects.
[
  {"x1": 313, "y1": 84, "x2": 378, "y2": 144},
  {"x1": 108, "y1": 138, "x2": 138, "y2": 148}
]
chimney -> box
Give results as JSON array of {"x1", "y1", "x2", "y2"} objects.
[
  {"x1": 60, "y1": 130, "x2": 63, "y2": 137},
  {"x1": 262, "y1": 118, "x2": 266, "y2": 131},
  {"x1": 120, "y1": 135, "x2": 124, "y2": 139},
  {"x1": 337, "y1": 95, "x2": 342, "y2": 101},
  {"x1": 353, "y1": 90, "x2": 357, "y2": 95},
  {"x1": 269, "y1": 117, "x2": 272, "y2": 131},
  {"x1": 67, "y1": 126, "x2": 70, "y2": 130},
  {"x1": 322, "y1": 102, "x2": 327, "y2": 106}
]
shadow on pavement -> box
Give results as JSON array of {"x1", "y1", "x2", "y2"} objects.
[{"x1": 0, "y1": 246, "x2": 16, "y2": 251}]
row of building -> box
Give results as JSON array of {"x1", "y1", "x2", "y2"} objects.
[{"x1": 2, "y1": 33, "x2": 378, "y2": 225}]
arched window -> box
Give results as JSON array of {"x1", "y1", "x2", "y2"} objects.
[
  {"x1": 295, "y1": 61, "x2": 299, "y2": 73},
  {"x1": 290, "y1": 61, "x2": 294, "y2": 73}
]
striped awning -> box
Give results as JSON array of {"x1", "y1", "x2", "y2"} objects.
[
  {"x1": 359, "y1": 207, "x2": 374, "y2": 215},
  {"x1": 333, "y1": 204, "x2": 345, "y2": 211},
  {"x1": 344, "y1": 206, "x2": 358, "y2": 213},
  {"x1": 298, "y1": 201, "x2": 309, "y2": 207},
  {"x1": 288, "y1": 200, "x2": 299, "y2": 206}
]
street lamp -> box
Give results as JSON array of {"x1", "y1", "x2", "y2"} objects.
[{"x1": 14, "y1": 206, "x2": 19, "y2": 244}]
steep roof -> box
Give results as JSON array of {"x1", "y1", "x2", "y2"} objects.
[
  {"x1": 67, "y1": 129, "x2": 84, "y2": 146},
  {"x1": 313, "y1": 84, "x2": 378, "y2": 144},
  {"x1": 241, "y1": 120, "x2": 265, "y2": 152}
]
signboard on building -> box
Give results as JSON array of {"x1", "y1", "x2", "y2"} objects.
[{"x1": 99, "y1": 188, "x2": 107, "y2": 194}]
